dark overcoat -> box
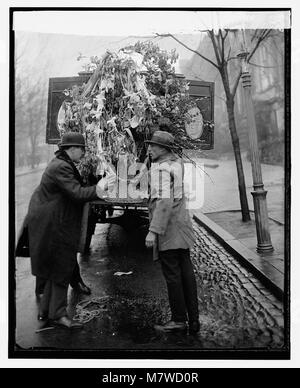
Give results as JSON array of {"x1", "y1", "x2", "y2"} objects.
[{"x1": 25, "y1": 150, "x2": 98, "y2": 286}]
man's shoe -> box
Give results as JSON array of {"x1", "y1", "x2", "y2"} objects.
[
  {"x1": 52, "y1": 316, "x2": 83, "y2": 329},
  {"x1": 154, "y1": 320, "x2": 187, "y2": 333},
  {"x1": 189, "y1": 321, "x2": 200, "y2": 335},
  {"x1": 72, "y1": 281, "x2": 91, "y2": 295}
]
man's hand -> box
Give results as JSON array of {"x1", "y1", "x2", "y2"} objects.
[
  {"x1": 96, "y1": 173, "x2": 117, "y2": 198},
  {"x1": 145, "y1": 231, "x2": 157, "y2": 248}
]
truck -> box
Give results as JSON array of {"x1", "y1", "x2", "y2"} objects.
[{"x1": 45, "y1": 46, "x2": 214, "y2": 252}]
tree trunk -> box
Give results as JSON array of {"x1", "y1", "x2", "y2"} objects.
[
  {"x1": 30, "y1": 150, "x2": 35, "y2": 169},
  {"x1": 29, "y1": 133, "x2": 37, "y2": 169},
  {"x1": 226, "y1": 98, "x2": 251, "y2": 222}
]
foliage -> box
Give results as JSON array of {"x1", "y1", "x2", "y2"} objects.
[{"x1": 58, "y1": 41, "x2": 213, "y2": 180}]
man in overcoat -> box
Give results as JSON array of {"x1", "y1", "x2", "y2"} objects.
[
  {"x1": 145, "y1": 130, "x2": 200, "y2": 335},
  {"x1": 25, "y1": 132, "x2": 111, "y2": 329}
]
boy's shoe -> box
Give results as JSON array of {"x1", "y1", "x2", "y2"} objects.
[
  {"x1": 154, "y1": 320, "x2": 187, "y2": 333},
  {"x1": 189, "y1": 320, "x2": 200, "y2": 335}
]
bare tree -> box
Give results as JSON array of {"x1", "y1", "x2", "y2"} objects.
[
  {"x1": 15, "y1": 32, "x2": 50, "y2": 168},
  {"x1": 157, "y1": 29, "x2": 273, "y2": 222},
  {"x1": 15, "y1": 72, "x2": 48, "y2": 168}
]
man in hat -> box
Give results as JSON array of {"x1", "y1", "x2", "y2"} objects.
[
  {"x1": 145, "y1": 129, "x2": 200, "y2": 335},
  {"x1": 25, "y1": 132, "x2": 114, "y2": 329}
]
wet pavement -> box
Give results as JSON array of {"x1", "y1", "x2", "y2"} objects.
[
  {"x1": 14, "y1": 159, "x2": 286, "y2": 352},
  {"x1": 15, "y1": 213, "x2": 285, "y2": 351},
  {"x1": 15, "y1": 168, "x2": 44, "y2": 233}
]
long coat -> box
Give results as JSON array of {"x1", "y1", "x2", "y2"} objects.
[
  {"x1": 25, "y1": 150, "x2": 98, "y2": 286},
  {"x1": 148, "y1": 153, "x2": 195, "y2": 258}
]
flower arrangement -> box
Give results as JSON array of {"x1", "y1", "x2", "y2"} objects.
[{"x1": 57, "y1": 41, "x2": 213, "y2": 181}]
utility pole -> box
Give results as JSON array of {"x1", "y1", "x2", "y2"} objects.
[{"x1": 238, "y1": 32, "x2": 274, "y2": 253}]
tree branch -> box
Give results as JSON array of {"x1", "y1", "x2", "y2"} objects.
[
  {"x1": 223, "y1": 29, "x2": 229, "y2": 41},
  {"x1": 217, "y1": 30, "x2": 224, "y2": 64},
  {"x1": 248, "y1": 61, "x2": 283, "y2": 69},
  {"x1": 221, "y1": 29, "x2": 229, "y2": 63},
  {"x1": 247, "y1": 29, "x2": 271, "y2": 63},
  {"x1": 217, "y1": 30, "x2": 223, "y2": 52},
  {"x1": 207, "y1": 30, "x2": 222, "y2": 67},
  {"x1": 155, "y1": 33, "x2": 219, "y2": 69},
  {"x1": 227, "y1": 56, "x2": 239, "y2": 62}
]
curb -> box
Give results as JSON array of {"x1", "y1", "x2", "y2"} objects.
[
  {"x1": 205, "y1": 209, "x2": 284, "y2": 226},
  {"x1": 193, "y1": 211, "x2": 284, "y2": 301}
]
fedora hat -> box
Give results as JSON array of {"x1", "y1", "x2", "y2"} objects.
[
  {"x1": 58, "y1": 132, "x2": 86, "y2": 148},
  {"x1": 144, "y1": 131, "x2": 177, "y2": 150}
]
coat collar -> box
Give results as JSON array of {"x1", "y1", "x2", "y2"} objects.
[
  {"x1": 155, "y1": 152, "x2": 179, "y2": 164},
  {"x1": 55, "y1": 149, "x2": 72, "y2": 162},
  {"x1": 55, "y1": 149, "x2": 84, "y2": 185}
]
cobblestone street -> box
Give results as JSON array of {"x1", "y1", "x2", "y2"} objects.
[
  {"x1": 191, "y1": 222, "x2": 285, "y2": 349},
  {"x1": 15, "y1": 216, "x2": 285, "y2": 351}
]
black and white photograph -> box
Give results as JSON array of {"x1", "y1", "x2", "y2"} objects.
[{"x1": 6, "y1": 5, "x2": 295, "y2": 365}]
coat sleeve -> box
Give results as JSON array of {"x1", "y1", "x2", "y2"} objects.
[
  {"x1": 149, "y1": 165, "x2": 174, "y2": 235},
  {"x1": 52, "y1": 163, "x2": 98, "y2": 202}
]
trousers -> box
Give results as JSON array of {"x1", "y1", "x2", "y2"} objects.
[
  {"x1": 35, "y1": 260, "x2": 82, "y2": 295},
  {"x1": 159, "y1": 248, "x2": 199, "y2": 323},
  {"x1": 39, "y1": 280, "x2": 68, "y2": 320}
]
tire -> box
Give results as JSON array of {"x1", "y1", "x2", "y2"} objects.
[
  {"x1": 84, "y1": 230, "x2": 93, "y2": 253},
  {"x1": 107, "y1": 206, "x2": 114, "y2": 217},
  {"x1": 83, "y1": 207, "x2": 98, "y2": 253}
]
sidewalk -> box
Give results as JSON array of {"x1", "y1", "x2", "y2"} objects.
[
  {"x1": 192, "y1": 156, "x2": 286, "y2": 299},
  {"x1": 197, "y1": 156, "x2": 284, "y2": 224}
]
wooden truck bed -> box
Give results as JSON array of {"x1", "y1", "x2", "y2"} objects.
[{"x1": 79, "y1": 198, "x2": 149, "y2": 252}]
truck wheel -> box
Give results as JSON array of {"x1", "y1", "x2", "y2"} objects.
[
  {"x1": 84, "y1": 230, "x2": 93, "y2": 253},
  {"x1": 107, "y1": 205, "x2": 114, "y2": 216},
  {"x1": 99, "y1": 206, "x2": 107, "y2": 222},
  {"x1": 84, "y1": 208, "x2": 97, "y2": 253}
]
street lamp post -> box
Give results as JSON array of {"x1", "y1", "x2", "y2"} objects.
[{"x1": 238, "y1": 49, "x2": 274, "y2": 253}]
